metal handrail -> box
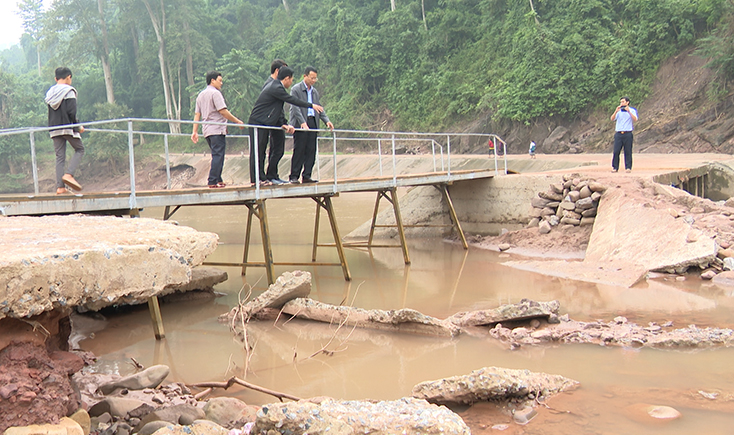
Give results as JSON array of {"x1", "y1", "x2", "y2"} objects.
[{"x1": 0, "y1": 117, "x2": 507, "y2": 202}]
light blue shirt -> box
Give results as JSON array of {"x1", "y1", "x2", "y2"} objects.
[
  {"x1": 307, "y1": 86, "x2": 314, "y2": 117},
  {"x1": 615, "y1": 107, "x2": 637, "y2": 132}
]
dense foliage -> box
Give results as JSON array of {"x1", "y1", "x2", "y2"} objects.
[{"x1": 1, "y1": 0, "x2": 733, "y2": 137}]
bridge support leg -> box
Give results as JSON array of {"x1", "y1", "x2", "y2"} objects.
[
  {"x1": 128, "y1": 209, "x2": 165, "y2": 340},
  {"x1": 242, "y1": 202, "x2": 255, "y2": 277},
  {"x1": 312, "y1": 196, "x2": 351, "y2": 281},
  {"x1": 438, "y1": 184, "x2": 468, "y2": 249},
  {"x1": 147, "y1": 295, "x2": 165, "y2": 339},
  {"x1": 364, "y1": 189, "x2": 411, "y2": 264},
  {"x1": 324, "y1": 196, "x2": 351, "y2": 280},
  {"x1": 242, "y1": 200, "x2": 275, "y2": 285},
  {"x1": 311, "y1": 200, "x2": 321, "y2": 262},
  {"x1": 385, "y1": 188, "x2": 411, "y2": 265}
]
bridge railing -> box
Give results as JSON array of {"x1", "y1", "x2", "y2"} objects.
[{"x1": 0, "y1": 118, "x2": 506, "y2": 201}]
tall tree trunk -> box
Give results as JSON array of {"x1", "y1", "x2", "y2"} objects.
[
  {"x1": 528, "y1": 0, "x2": 540, "y2": 24},
  {"x1": 97, "y1": 0, "x2": 115, "y2": 103},
  {"x1": 390, "y1": 0, "x2": 396, "y2": 11},
  {"x1": 183, "y1": 21, "x2": 194, "y2": 88},
  {"x1": 282, "y1": 0, "x2": 289, "y2": 12},
  {"x1": 421, "y1": 0, "x2": 427, "y2": 30},
  {"x1": 141, "y1": 0, "x2": 180, "y2": 133}
]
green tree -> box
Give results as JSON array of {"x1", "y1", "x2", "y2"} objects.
[{"x1": 17, "y1": 0, "x2": 45, "y2": 75}]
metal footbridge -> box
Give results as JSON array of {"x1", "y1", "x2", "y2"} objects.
[{"x1": 0, "y1": 118, "x2": 506, "y2": 285}]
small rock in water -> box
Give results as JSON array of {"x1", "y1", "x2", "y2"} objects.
[
  {"x1": 498, "y1": 243, "x2": 511, "y2": 251},
  {"x1": 647, "y1": 405, "x2": 681, "y2": 420},
  {"x1": 698, "y1": 390, "x2": 719, "y2": 400},
  {"x1": 513, "y1": 406, "x2": 538, "y2": 425},
  {"x1": 613, "y1": 316, "x2": 628, "y2": 324},
  {"x1": 491, "y1": 424, "x2": 510, "y2": 431},
  {"x1": 700, "y1": 270, "x2": 717, "y2": 280}
]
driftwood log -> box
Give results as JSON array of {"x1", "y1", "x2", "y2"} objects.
[{"x1": 281, "y1": 298, "x2": 461, "y2": 337}]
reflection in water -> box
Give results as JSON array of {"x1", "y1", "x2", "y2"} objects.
[{"x1": 79, "y1": 193, "x2": 734, "y2": 433}]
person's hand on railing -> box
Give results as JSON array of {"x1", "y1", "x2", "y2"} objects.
[
  {"x1": 79, "y1": 126, "x2": 85, "y2": 134},
  {"x1": 282, "y1": 124, "x2": 295, "y2": 134},
  {"x1": 312, "y1": 104, "x2": 324, "y2": 113},
  {"x1": 326, "y1": 121, "x2": 334, "y2": 131},
  {"x1": 301, "y1": 122, "x2": 309, "y2": 130}
]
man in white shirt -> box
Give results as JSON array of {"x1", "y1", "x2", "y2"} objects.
[
  {"x1": 191, "y1": 71, "x2": 244, "y2": 188},
  {"x1": 610, "y1": 96, "x2": 639, "y2": 173}
]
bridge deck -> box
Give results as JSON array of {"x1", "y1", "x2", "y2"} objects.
[{"x1": 0, "y1": 169, "x2": 496, "y2": 216}]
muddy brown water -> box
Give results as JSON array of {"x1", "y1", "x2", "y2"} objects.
[{"x1": 76, "y1": 192, "x2": 734, "y2": 434}]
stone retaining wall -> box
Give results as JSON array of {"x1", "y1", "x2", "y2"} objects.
[{"x1": 526, "y1": 174, "x2": 606, "y2": 233}]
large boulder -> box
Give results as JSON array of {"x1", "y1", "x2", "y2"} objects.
[
  {"x1": 0, "y1": 215, "x2": 218, "y2": 320},
  {"x1": 251, "y1": 397, "x2": 470, "y2": 435}
]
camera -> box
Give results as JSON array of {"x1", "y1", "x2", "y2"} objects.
[{"x1": 620, "y1": 108, "x2": 627, "y2": 111}]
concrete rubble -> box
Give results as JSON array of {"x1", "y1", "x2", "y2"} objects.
[
  {"x1": 0, "y1": 215, "x2": 219, "y2": 320},
  {"x1": 282, "y1": 297, "x2": 462, "y2": 337},
  {"x1": 252, "y1": 398, "x2": 471, "y2": 435},
  {"x1": 446, "y1": 299, "x2": 560, "y2": 327},
  {"x1": 506, "y1": 175, "x2": 721, "y2": 287},
  {"x1": 412, "y1": 366, "x2": 579, "y2": 406}
]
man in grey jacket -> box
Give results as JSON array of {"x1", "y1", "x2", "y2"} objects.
[
  {"x1": 288, "y1": 66, "x2": 333, "y2": 184},
  {"x1": 45, "y1": 66, "x2": 84, "y2": 194}
]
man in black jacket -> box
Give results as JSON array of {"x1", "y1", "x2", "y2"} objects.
[
  {"x1": 262, "y1": 59, "x2": 288, "y2": 184},
  {"x1": 247, "y1": 66, "x2": 323, "y2": 186},
  {"x1": 45, "y1": 67, "x2": 84, "y2": 195}
]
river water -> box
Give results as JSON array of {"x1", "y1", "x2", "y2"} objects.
[{"x1": 78, "y1": 192, "x2": 734, "y2": 434}]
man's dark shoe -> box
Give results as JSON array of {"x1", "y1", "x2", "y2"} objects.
[
  {"x1": 302, "y1": 177, "x2": 318, "y2": 183},
  {"x1": 289, "y1": 178, "x2": 300, "y2": 184}
]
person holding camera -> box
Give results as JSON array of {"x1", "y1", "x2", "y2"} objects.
[{"x1": 610, "y1": 96, "x2": 638, "y2": 173}]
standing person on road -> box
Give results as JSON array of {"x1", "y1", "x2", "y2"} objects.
[
  {"x1": 191, "y1": 71, "x2": 244, "y2": 188},
  {"x1": 610, "y1": 96, "x2": 638, "y2": 173},
  {"x1": 247, "y1": 66, "x2": 323, "y2": 186},
  {"x1": 45, "y1": 67, "x2": 84, "y2": 195},
  {"x1": 289, "y1": 66, "x2": 333, "y2": 184}
]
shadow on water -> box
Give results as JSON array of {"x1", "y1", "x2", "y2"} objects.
[{"x1": 77, "y1": 192, "x2": 734, "y2": 434}]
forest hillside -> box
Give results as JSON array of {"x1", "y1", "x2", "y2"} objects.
[{"x1": 1, "y1": 0, "x2": 733, "y2": 176}]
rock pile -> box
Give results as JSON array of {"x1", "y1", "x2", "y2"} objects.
[{"x1": 527, "y1": 174, "x2": 606, "y2": 233}]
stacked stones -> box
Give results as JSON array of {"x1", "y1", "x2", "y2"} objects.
[{"x1": 528, "y1": 174, "x2": 606, "y2": 234}]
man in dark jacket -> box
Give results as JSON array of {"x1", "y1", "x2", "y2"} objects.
[
  {"x1": 262, "y1": 59, "x2": 288, "y2": 184},
  {"x1": 45, "y1": 67, "x2": 85, "y2": 194},
  {"x1": 288, "y1": 66, "x2": 333, "y2": 184},
  {"x1": 247, "y1": 66, "x2": 323, "y2": 186}
]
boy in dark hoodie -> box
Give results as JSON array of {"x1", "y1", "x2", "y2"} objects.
[{"x1": 45, "y1": 67, "x2": 84, "y2": 194}]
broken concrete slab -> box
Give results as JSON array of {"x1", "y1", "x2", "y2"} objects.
[
  {"x1": 446, "y1": 299, "x2": 560, "y2": 328},
  {"x1": 162, "y1": 266, "x2": 227, "y2": 295},
  {"x1": 224, "y1": 270, "x2": 311, "y2": 323},
  {"x1": 0, "y1": 215, "x2": 218, "y2": 319},
  {"x1": 412, "y1": 366, "x2": 579, "y2": 406},
  {"x1": 252, "y1": 398, "x2": 471, "y2": 435},
  {"x1": 505, "y1": 259, "x2": 648, "y2": 288},
  {"x1": 281, "y1": 298, "x2": 461, "y2": 337},
  {"x1": 585, "y1": 186, "x2": 717, "y2": 274}
]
